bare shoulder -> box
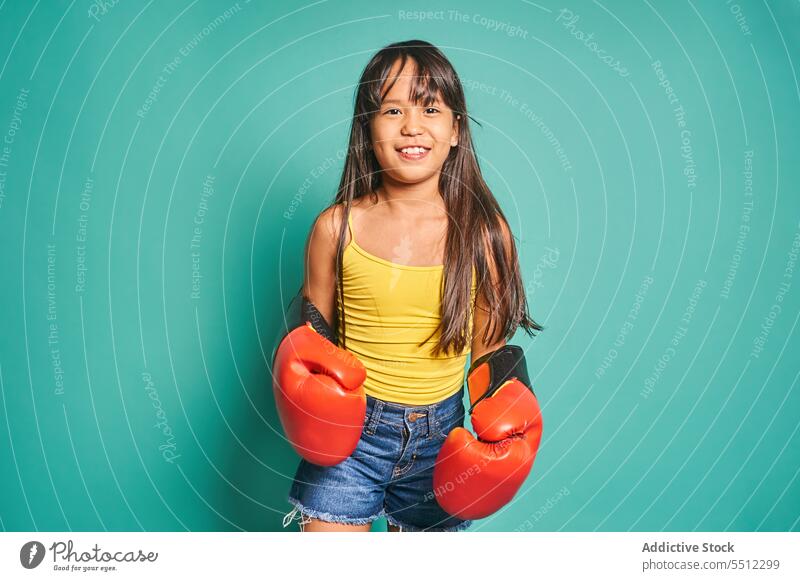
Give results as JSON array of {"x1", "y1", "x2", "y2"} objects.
[
  {"x1": 313, "y1": 202, "x2": 352, "y2": 248},
  {"x1": 494, "y1": 214, "x2": 514, "y2": 248},
  {"x1": 326, "y1": 196, "x2": 379, "y2": 245},
  {"x1": 472, "y1": 214, "x2": 514, "y2": 356},
  {"x1": 302, "y1": 205, "x2": 343, "y2": 325},
  {"x1": 483, "y1": 213, "x2": 514, "y2": 285}
]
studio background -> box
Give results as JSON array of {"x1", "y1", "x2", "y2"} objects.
[{"x1": 0, "y1": 0, "x2": 798, "y2": 532}]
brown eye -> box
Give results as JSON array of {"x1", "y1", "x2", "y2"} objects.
[{"x1": 425, "y1": 107, "x2": 440, "y2": 114}]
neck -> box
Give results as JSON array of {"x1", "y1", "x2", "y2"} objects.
[{"x1": 376, "y1": 175, "x2": 445, "y2": 216}]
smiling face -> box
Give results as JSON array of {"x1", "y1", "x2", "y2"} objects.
[{"x1": 368, "y1": 58, "x2": 460, "y2": 187}]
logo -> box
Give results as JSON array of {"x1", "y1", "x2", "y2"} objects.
[{"x1": 20, "y1": 541, "x2": 46, "y2": 569}]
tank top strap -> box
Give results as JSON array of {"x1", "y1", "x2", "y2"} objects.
[{"x1": 346, "y1": 208, "x2": 355, "y2": 245}]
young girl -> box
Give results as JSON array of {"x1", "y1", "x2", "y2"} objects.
[{"x1": 279, "y1": 39, "x2": 543, "y2": 532}]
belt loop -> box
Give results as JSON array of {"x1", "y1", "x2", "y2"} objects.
[
  {"x1": 367, "y1": 399, "x2": 384, "y2": 434},
  {"x1": 427, "y1": 402, "x2": 436, "y2": 438}
]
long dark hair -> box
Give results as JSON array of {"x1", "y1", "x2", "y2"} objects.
[{"x1": 328, "y1": 39, "x2": 543, "y2": 357}]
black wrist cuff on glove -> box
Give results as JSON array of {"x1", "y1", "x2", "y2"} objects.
[
  {"x1": 281, "y1": 292, "x2": 337, "y2": 344},
  {"x1": 467, "y1": 345, "x2": 534, "y2": 414},
  {"x1": 300, "y1": 296, "x2": 336, "y2": 343}
]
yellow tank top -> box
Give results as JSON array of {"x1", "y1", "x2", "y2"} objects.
[{"x1": 337, "y1": 211, "x2": 476, "y2": 405}]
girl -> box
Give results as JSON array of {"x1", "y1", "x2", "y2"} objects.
[{"x1": 282, "y1": 39, "x2": 543, "y2": 532}]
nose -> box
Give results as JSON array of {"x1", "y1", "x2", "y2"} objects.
[{"x1": 401, "y1": 106, "x2": 423, "y2": 136}]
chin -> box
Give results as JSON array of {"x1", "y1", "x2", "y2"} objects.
[
  {"x1": 386, "y1": 169, "x2": 438, "y2": 184},
  {"x1": 384, "y1": 162, "x2": 443, "y2": 180}
]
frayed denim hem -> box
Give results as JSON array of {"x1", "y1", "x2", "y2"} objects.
[
  {"x1": 283, "y1": 496, "x2": 384, "y2": 529},
  {"x1": 384, "y1": 513, "x2": 472, "y2": 532}
]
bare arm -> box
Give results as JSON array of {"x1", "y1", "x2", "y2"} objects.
[
  {"x1": 471, "y1": 218, "x2": 513, "y2": 361},
  {"x1": 301, "y1": 205, "x2": 340, "y2": 329}
]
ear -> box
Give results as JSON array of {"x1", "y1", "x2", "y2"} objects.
[{"x1": 451, "y1": 114, "x2": 461, "y2": 147}]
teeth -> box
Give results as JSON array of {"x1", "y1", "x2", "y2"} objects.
[{"x1": 400, "y1": 147, "x2": 427, "y2": 154}]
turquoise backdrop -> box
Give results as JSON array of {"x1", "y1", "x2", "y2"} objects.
[{"x1": 1, "y1": 0, "x2": 798, "y2": 532}]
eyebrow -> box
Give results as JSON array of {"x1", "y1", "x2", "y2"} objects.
[{"x1": 381, "y1": 98, "x2": 443, "y2": 105}]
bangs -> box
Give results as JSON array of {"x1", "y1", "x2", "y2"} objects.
[
  {"x1": 380, "y1": 54, "x2": 443, "y2": 107},
  {"x1": 355, "y1": 40, "x2": 464, "y2": 121}
]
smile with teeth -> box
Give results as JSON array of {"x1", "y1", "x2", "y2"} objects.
[{"x1": 397, "y1": 146, "x2": 431, "y2": 160}]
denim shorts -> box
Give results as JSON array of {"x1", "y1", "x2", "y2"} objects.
[{"x1": 283, "y1": 387, "x2": 472, "y2": 532}]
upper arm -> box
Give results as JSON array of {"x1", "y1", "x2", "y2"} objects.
[
  {"x1": 302, "y1": 205, "x2": 341, "y2": 328},
  {"x1": 471, "y1": 217, "x2": 513, "y2": 361}
]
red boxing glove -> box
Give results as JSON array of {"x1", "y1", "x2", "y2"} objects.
[
  {"x1": 272, "y1": 296, "x2": 367, "y2": 466},
  {"x1": 433, "y1": 346, "x2": 543, "y2": 520}
]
